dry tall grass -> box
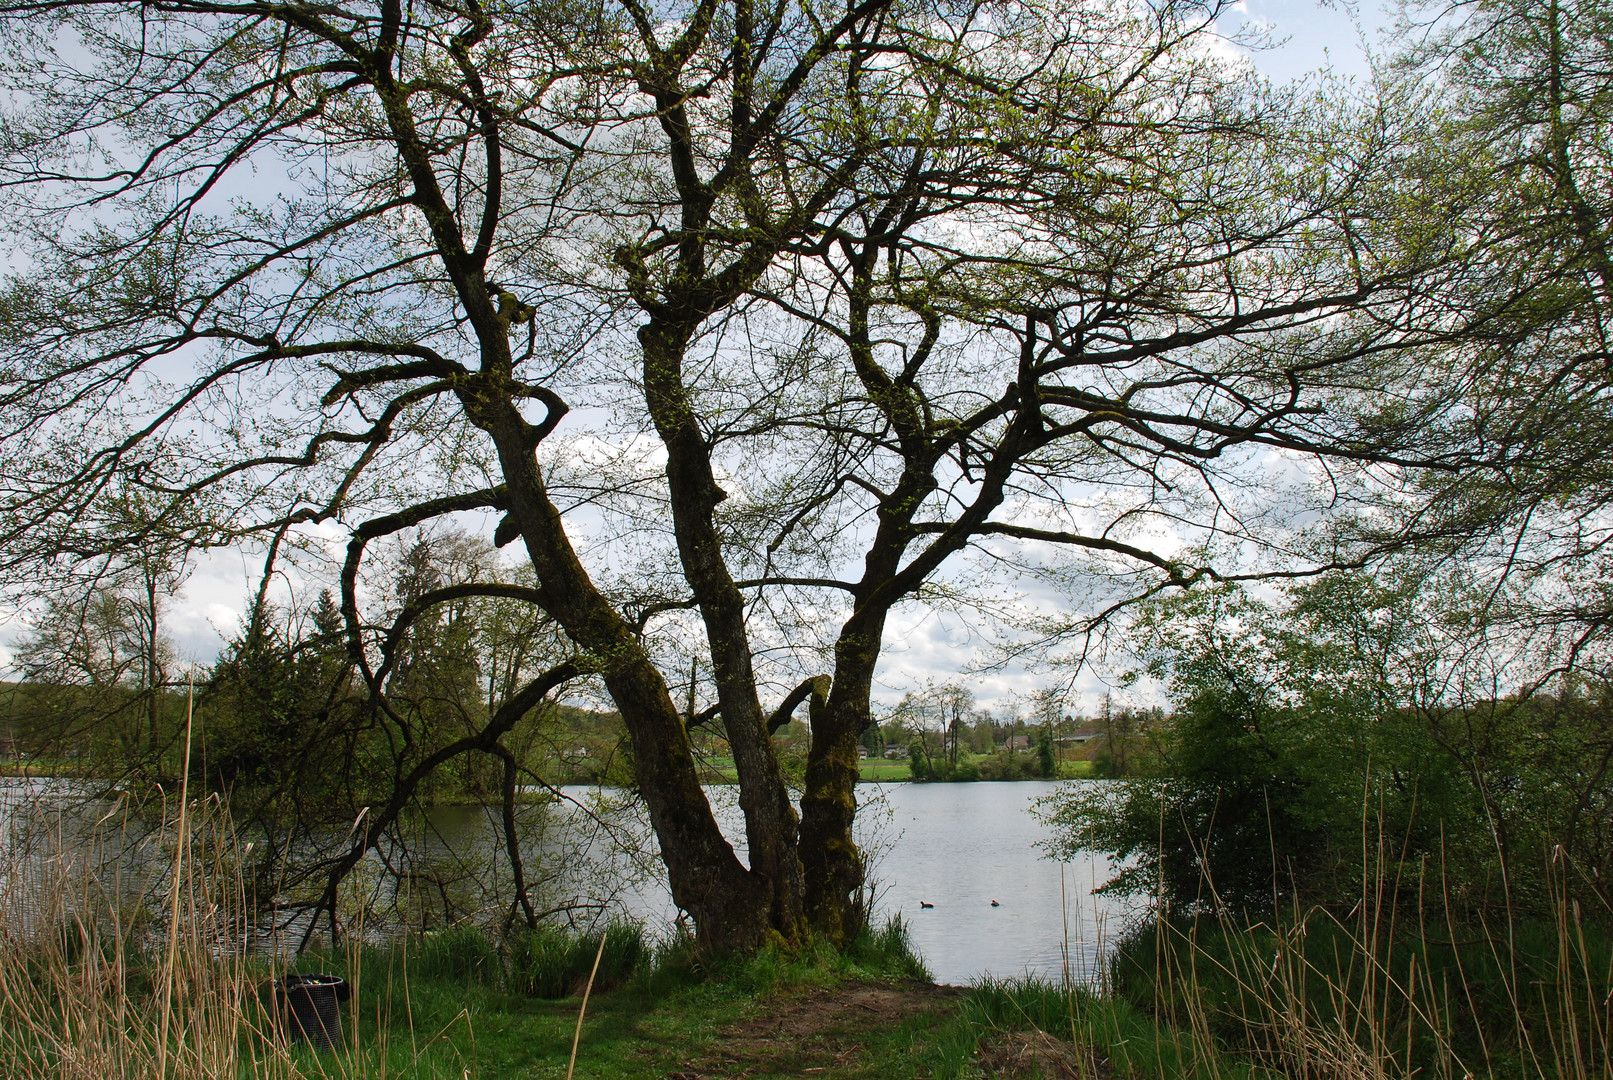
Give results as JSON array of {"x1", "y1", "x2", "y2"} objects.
[
  {"x1": 1119, "y1": 834, "x2": 1613, "y2": 1080},
  {"x1": 0, "y1": 786, "x2": 323, "y2": 1079}
]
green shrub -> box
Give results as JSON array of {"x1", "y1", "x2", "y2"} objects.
[
  {"x1": 1038, "y1": 581, "x2": 1497, "y2": 915},
  {"x1": 907, "y1": 740, "x2": 929, "y2": 781},
  {"x1": 978, "y1": 748, "x2": 1025, "y2": 781}
]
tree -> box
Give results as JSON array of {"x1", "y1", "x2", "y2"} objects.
[
  {"x1": 1040, "y1": 574, "x2": 1613, "y2": 916},
  {"x1": 1027, "y1": 687, "x2": 1063, "y2": 777},
  {"x1": 906, "y1": 738, "x2": 930, "y2": 782},
  {"x1": 1346, "y1": 0, "x2": 1613, "y2": 687},
  {"x1": 858, "y1": 721, "x2": 883, "y2": 758},
  {"x1": 203, "y1": 535, "x2": 591, "y2": 942},
  {"x1": 1035, "y1": 726, "x2": 1055, "y2": 779},
  {"x1": 12, "y1": 586, "x2": 167, "y2": 764},
  {"x1": 0, "y1": 0, "x2": 1492, "y2": 951},
  {"x1": 10, "y1": 527, "x2": 189, "y2": 774}
]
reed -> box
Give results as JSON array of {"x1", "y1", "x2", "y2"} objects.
[
  {"x1": 961, "y1": 801, "x2": 1611, "y2": 1080},
  {"x1": 997, "y1": 813, "x2": 1613, "y2": 1080},
  {"x1": 0, "y1": 791, "x2": 313, "y2": 1079},
  {"x1": 0, "y1": 785, "x2": 657, "y2": 1079},
  {"x1": 1125, "y1": 847, "x2": 1609, "y2": 1079}
]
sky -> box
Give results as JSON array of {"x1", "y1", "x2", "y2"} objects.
[
  {"x1": 0, "y1": 0, "x2": 1401, "y2": 716},
  {"x1": 1216, "y1": 0, "x2": 1393, "y2": 84}
]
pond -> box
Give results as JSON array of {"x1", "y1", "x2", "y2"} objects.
[
  {"x1": 0, "y1": 776, "x2": 1126, "y2": 986},
  {"x1": 858, "y1": 780, "x2": 1122, "y2": 986},
  {"x1": 436, "y1": 779, "x2": 1125, "y2": 986}
]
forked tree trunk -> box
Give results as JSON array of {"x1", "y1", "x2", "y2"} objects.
[
  {"x1": 640, "y1": 322, "x2": 808, "y2": 945},
  {"x1": 476, "y1": 401, "x2": 781, "y2": 952}
]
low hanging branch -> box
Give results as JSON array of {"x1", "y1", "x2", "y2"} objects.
[{"x1": 297, "y1": 657, "x2": 586, "y2": 950}]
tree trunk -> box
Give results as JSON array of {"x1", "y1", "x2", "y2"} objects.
[
  {"x1": 799, "y1": 611, "x2": 888, "y2": 942},
  {"x1": 640, "y1": 321, "x2": 807, "y2": 945},
  {"x1": 474, "y1": 399, "x2": 772, "y2": 952},
  {"x1": 144, "y1": 570, "x2": 161, "y2": 758}
]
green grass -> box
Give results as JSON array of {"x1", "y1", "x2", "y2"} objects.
[
  {"x1": 267, "y1": 920, "x2": 1290, "y2": 1079},
  {"x1": 18, "y1": 905, "x2": 1586, "y2": 1079},
  {"x1": 857, "y1": 758, "x2": 912, "y2": 781},
  {"x1": 278, "y1": 922, "x2": 964, "y2": 1080}
]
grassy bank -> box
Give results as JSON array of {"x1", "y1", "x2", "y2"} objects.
[
  {"x1": 0, "y1": 902, "x2": 980, "y2": 1079},
  {"x1": 279, "y1": 924, "x2": 959, "y2": 1079},
  {"x1": 278, "y1": 910, "x2": 1613, "y2": 1079},
  {"x1": 6, "y1": 901, "x2": 1609, "y2": 1078}
]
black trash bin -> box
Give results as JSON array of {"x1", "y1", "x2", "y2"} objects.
[{"x1": 278, "y1": 973, "x2": 349, "y2": 1051}]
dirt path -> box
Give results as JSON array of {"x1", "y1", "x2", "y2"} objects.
[{"x1": 664, "y1": 982, "x2": 962, "y2": 1079}]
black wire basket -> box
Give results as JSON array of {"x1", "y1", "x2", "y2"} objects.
[{"x1": 278, "y1": 972, "x2": 350, "y2": 1052}]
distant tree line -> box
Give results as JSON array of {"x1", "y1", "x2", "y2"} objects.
[
  {"x1": 879, "y1": 682, "x2": 1146, "y2": 782},
  {"x1": 4, "y1": 529, "x2": 637, "y2": 940}
]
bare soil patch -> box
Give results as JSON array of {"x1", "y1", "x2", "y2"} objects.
[
  {"x1": 664, "y1": 981, "x2": 961, "y2": 1079},
  {"x1": 975, "y1": 1028, "x2": 1110, "y2": 1079}
]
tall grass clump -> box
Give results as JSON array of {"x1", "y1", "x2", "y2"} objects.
[
  {"x1": 1106, "y1": 852, "x2": 1613, "y2": 1080},
  {"x1": 507, "y1": 920, "x2": 646, "y2": 998},
  {"x1": 622, "y1": 915, "x2": 929, "y2": 1000},
  {"x1": 958, "y1": 852, "x2": 1609, "y2": 1080},
  {"x1": 845, "y1": 915, "x2": 932, "y2": 982},
  {"x1": 408, "y1": 924, "x2": 503, "y2": 985}
]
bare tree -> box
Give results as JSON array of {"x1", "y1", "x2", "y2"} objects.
[{"x1": 10, "y1": 493, "x2": 190, "y2": 771}]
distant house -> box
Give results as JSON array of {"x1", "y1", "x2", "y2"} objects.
[
  {"x1": 1061, "y1": 723, "x2": 1107, "y2": 746},
  {"x1": 883, "y1": 742, "x2": 905, "y2": 759},
  {"x1": 1002, "y1": 734, "x2": 1031, "y2": 751},
  {"x1": 857, "y1": 745, "x2": 869, "y2": 759}
]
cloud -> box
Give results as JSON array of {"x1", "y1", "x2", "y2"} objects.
[{"x1": 871, "y1": 599, "x2": 1140, "y2": 717}]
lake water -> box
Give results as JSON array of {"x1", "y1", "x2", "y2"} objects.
[
  {"x1": 526, "y1": 780, "x2": 1126, "y2": 986},
  {"x1": 0, "y1": 777, "x2": 1125, "y2": 986},
  {"x1": 859, "y1": 781, "x2": 1122, "y2": 986}
]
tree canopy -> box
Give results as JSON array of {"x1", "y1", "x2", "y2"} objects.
[{"x1": 0, "y1": 0, "x2": 1546, "y2": 951}]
